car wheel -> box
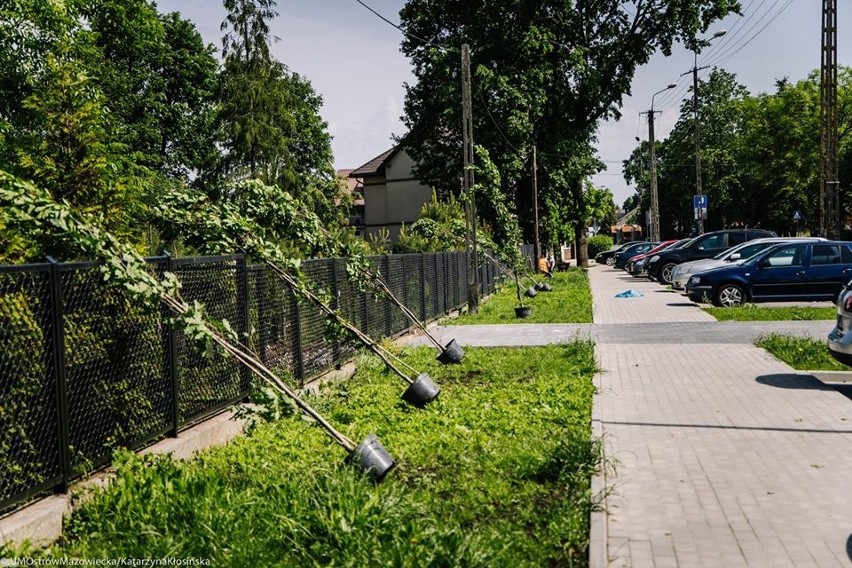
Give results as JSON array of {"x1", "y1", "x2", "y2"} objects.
[
  {"x1": 714, "y1": 283, "x2": 745, "y2": 307},
  {"x1": 606, "y1": 257, "x2": 615, "y2": 266},
  {"x1": 660, "y1": 263, "x2": 678, "y2": 284}
]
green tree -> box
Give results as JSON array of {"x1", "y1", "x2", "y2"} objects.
[
  {"x1": 399, "y1": 0, "x2": 740, "y2": 265},
  {"x1": 82, "y1": 0, "x2": 220, "y2": 179},
  {"x1": 216, "y1": 0, "x2": 343, "y2": 226}
]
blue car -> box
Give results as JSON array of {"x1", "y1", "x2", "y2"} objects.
[
  {"x1": 685, "y1": 241, "x2": 852, "y2": 307},
  {"x1": 613, "y1": 241, "x2": 656, "y2": 270}
]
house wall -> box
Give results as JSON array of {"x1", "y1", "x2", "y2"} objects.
[{"x1": 362, "y1": 148, "x2": 432, "y2": 244}]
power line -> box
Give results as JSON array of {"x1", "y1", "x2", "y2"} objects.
[
  {"x1": 352, "y1": 0, "x2": 452, "y2": 52},
  {"x1": 702, "y1": 0, "x2": 795, "y2": 68}
]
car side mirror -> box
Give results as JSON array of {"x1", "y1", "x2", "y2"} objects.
[
  {"x1": 729, "y1": 253, "x2": 741, "y2": 261},
  {"x1": 697, "y1": 246, "x2": 704, "y2": 251}
]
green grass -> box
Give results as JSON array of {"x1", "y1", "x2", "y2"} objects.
[
  {"x1": 704, "y1": 305, "x2": 836, "y2": 321},
  {"x1": 23, "y1": 343, "x2": 599, "y2": 567},
  {"x1": 756, "y1": 333, "x2": 848, "y2": 370},
  {"x1": 449, "y1": 269, "x2": 593, "y2": 324}
]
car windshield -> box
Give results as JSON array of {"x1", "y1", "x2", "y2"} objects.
[
  {"x1": 674, "y1": 237, "x2": 698, "y2": 250},
  {"x1": 717, "y1": 241, "x2": 771, "y2": 261}
]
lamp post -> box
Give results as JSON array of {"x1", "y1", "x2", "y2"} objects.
[
  {"x1": 647, "y1": 83, "x2": 677, "y2": 242},
  {"x1": 684, "y1": 29, "x2": 726, "y2": 235}
]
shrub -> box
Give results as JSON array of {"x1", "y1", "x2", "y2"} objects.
[{"x1": 587, "y1": 235, "x2": 613, "y2": 258}]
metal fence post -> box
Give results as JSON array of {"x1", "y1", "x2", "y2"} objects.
[
  {"x1": 236, "y1": 251, "x2": 251, "y2": 399},
  {"x1": 330, "y1": 258, "x2": 341, "y2": 367},
  {"x1": 46, "y1": 257, "x2": 72, "y2": 491},
  {"x1": 384, "y1": 255, "x2": 393, "y2": 336},
  {"x1": 162, "y1": 252, "x2": 180, "y2": 437},
  {"x1": 420, "y1": 253, "x2": 427, "y2": 322},
  {"x1": 291, "y1": 290, "x2": 305, "y2": 384}
]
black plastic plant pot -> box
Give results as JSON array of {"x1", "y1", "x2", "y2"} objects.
[
  {"x1": 436, "y1": 338, "x2": 464, "y2": 364},
  {"x1": 401, "y1": 372, "x2": 441, "y2": 408},
  {"x1": 345, "y1": 434, "x2": 396, "y2": 483},
  {"x1": 540, "y1": 282, "x2": 553, "y2": 292},
  {"x1": 534, "y1": 282, "x2": 545, "y2": 291},
  {"x1": 524, "y1": 287, "x2": 538, "y2": 298},
  {"x1": 514, "y1": 306, "x2": 532, "y2": 318}
]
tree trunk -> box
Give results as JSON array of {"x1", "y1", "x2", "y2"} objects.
[{"x1": 572, "y1": 178, "x2": 589, "y2": 267}]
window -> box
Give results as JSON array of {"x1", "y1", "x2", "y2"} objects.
[
  {"x1": 811, "y1": 244, "x2": 842, "y2": 265},
  {"x1": 765, "y1": 245, "x2": 805, "y2": 267},
  {"x1": 843, "y1": 245, "x2": 852, "y2": 264},
  {"x1": 728, "y1": 232, "x2": 747, "y2": 246},
  {"x1": 735, "y1": 243, "x2": 768, "y2": 259},
  {"x1": 699, "y1": 234, "x2": 724, "y2": 250}
]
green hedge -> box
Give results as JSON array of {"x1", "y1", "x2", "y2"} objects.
[{"x1": 587, "y1": 235, "x2": 614, "y2": 259}]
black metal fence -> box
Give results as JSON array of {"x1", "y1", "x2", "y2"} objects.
[{"x1": 0, "y1": 246, "x2": 534, "y2": 513}]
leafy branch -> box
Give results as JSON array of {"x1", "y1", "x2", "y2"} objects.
[{"x1": 0, "y1": 170, "x2": 358, "y2": 452}]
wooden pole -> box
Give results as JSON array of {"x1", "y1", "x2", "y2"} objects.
[{"x1": 461, "y1": 44, "x2": 479, "y2": 312}]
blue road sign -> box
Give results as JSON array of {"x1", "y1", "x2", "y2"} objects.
[
  {"x1": 793, "y1": 210, "x2": 803, "y2": 222},
  {"x1": 693, "y1": 195, "x2": 708, "y2": 209}
]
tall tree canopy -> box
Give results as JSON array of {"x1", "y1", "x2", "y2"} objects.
[
  {"x1": 623, "y1": 67, "x2": 851, "y2": 238},
  {"x1": 399, "y1": 0, "x2": 739, "y2": 263}
]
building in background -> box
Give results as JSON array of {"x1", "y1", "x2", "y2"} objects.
[
  {"x1": 336, "y1": 169, "x2": 365, "y2": 235},
  {"x1": 348, "y1": 145, "x2": 433, "y2": 244}
]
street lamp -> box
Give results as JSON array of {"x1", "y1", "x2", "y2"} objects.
[
  {"x1": 684, "y1": 29, "x2": 726, "y2": 234},
  {"x1": 648, "y1": 83, "x2": 677, "y2": 242}
]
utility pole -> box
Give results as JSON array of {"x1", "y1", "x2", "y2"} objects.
[
  {"x1": 683, "y1": 30, "x2": 726, "y2": 235},
  {"x1": 461, "y1": 44, "x2": 479, "y2": 312},
  {"x1": 532, "y1": 144, "x2": 540, "y2": 259},
  {"x1": 820, "y1": 0, "x2": 840, "y2": 238},
  {"x1": 692, "y1": 60, "x2": 704, "y2": 235},
  {"x1": 641, "y1": 84, "x2": 675, "y2": 243}
]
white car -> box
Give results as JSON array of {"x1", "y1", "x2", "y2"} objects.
[{"x1": 670, "y1": 236, "x2": 826, "y2": 292}]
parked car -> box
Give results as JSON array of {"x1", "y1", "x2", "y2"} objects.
[
  {"x1": 828, "y1": 279, "x2": 852, "y2": 366},
  {"x1": 614, "y1": 241, "x2": 657, "y2": 269},
  {"x1": 646, "y1": 229, "x2": 777, "y2": 284},
  {"x1": 625, "y1": 239, "x2": 682, "y2": 276},
  {"x1": 594, "y1": 243, "x2": 630, "y2": 266},
  {"x1": 670, "y1": 237, "x2": 827, "y2": 292},
  {"x1": 685, "y1": 241, "x2": 852, "y2": 307}
]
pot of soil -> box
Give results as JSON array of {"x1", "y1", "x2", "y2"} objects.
[
  {"x1": 524, "y1": 287, "x2": 538, "y2": 298},
  {"x1": 401, "y1": 372, "x2": 442, "y2": 408},
  {"x1": 346, "y1": 434, "x2": 396, "y2": 482},
  {"x1": 436, "y1": 338, "x2": 464, "y2": 364},
  {"x1": 539, "y1": 282, "x2": 553, "y2": 292},
  {"x1": 514, "y1": 306, "x2": 532, "y2": 318}
]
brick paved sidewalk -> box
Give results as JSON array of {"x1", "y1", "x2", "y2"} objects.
[{"x1": 589, "y1": 266, "x2": 852, "y2": 568}]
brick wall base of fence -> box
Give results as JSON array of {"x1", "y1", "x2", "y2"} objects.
[{"x1": 0, "y1": 409, "x2": 247, "y2": 548}]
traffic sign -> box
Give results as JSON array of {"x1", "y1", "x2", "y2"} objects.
[
  {"x1": 693, "y1": 195, "x2": 708, "y2": 210},
  {"x1": 792, "y1": 210, "x2": 803, "y2": 222}
]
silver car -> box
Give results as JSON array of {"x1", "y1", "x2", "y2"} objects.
[
  {"x1": 671, "y1": 237, "x2": 826, "y2": 292},
  {"x1": 829, "y1": 280, "x2": 852, "y2": 366}
]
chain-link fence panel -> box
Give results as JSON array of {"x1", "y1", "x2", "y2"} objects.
[
  {"x1": 423, "y1": 254, "x2": 438, "y2": 321},
  {"x1": 173, "y1": 256, "x2": 247, "y2": 424},
  {"x1": 298, "y1": 259, "x2": 337, "y2": 378},
  {"x1": 249, "y1": 265, "x2": 300, "y2": 385},
  {"x1": 365, "y1": 257, "x2": 391, "y2": 339},
  {"x1": 59, "y1": 261, "x2": 170, "y2": 475},
  {"x1": 333, "y1": 258, "x2": 365, "y2": 363},
  {"x1": 0, "y1": 265, "x2": 62, "y2": 512},
  {"x1": 385, "y1": 255, "x2": 408, "y2": 336},
  {"x1": 400, "y1": 254, "x2": 425, "y2": 323}
]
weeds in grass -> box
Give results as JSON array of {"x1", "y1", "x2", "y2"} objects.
[
  {"x1": 756, "y1": 333, "x2": 848, "y2": 371},
  {"x1": 704, "y1": 304, "x2": 835, "y2": 321},
  {"x1": 30, "y1": 343, "x2": 598, "y2": 566}
]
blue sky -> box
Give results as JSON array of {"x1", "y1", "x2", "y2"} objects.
[{"x1": 155, "y1": 1, "x2": 848, "y2": 207}]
